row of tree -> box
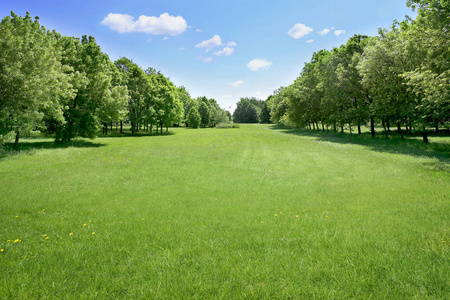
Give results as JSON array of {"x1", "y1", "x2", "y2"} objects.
[
  {"x1": 233, "y1": 97, "x2": 270, "y2": 124},
  {"x1": 267, "y1": 0, "x2": 449, "y2": 142},
  {"x1": 0, "y1": 12, "x2": 230, "y2": 150}
]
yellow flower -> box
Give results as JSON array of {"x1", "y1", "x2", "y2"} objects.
[
  {"x1": 7, "y1": 240, "x2": 10, "y2": 243},
  {"x1": 274, "y1": 214, "x2": 278, "y2": 216},
  {"x1": 15, "y1": 216, "x2": 18, "y2": 218},
  {"x1": 296, "y1": 215, "x2": 299, "y2": 218},
  {"x1": 0, "y1": 249, "x2": 4, "y2": 252},
  {"x1": 92, "y1": 232, "x2": 95, "y2": 235},
  {"x1": 89, "y1": 220, "x2": 92, "y2": 222},
  {"x1": 325, "y1": 216, "x2": 329, "y2": 218},
  {"x1": 260, "y1": 221, "x2": 264, "y2": 223},
  {"x1": 141, "y1": 218, "x2": 145, "y2": 220},
  {"x1": 45, "y1": 237, "x2": 49, "y2": 240},
  {"x1": 42, "y1": 209, "x2": 45, "y2": 211},
  {"x1": 69, "y1": 233, "x2": 73, "y2": 236},
  {"x1": 280, "y1": 212, "x2": 283, "y2": 214},
  {"x1": 83, "y1": 223, "x2": 87, "y2": 226},
  {"x1": 14, "y1": 239, "x2": 19, "y2": 243}
]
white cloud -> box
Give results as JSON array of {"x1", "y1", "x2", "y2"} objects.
[
  {"x1": 330, "y1": 27, "x2": 336, "y2": 30},
  {"x1": 334, "y1": 29, "x2": 346, "y2": 36},
  {"x1": 196, "y1": 28, "x2": 203, "y2": 32},
  {"x1": 203, "y1": 57, "x2": 213, "y2": 63},
  {"x1": 227, "y1": 41, "x2": 237, "y2": 47},
  {"x1": 306, "y1": 39, "x2": 314, "y2": 43},
  {"x1": 162, "y1": 37, "x2": 169, "y2": 40},
  {"x1": 195, "y1": 35, "x2": 222, "y2": 50},
  {"x1": 288, "y1": 23, "x2": 313, "y2": 39},
  {"x1": 230, "y1": 80, "x2": 244, "y2": 87},
  {"x1": 247, "y1": 59, "x2": 272, "y2": 71},
  {"x1": 179, "y1": 47, "x2": 184, "y2": 50},
  {"x1": 101, "y1": 13, "x2": 187, "y2": 36},
  {"x1": 214, "y1": 47, "x2": 234, "y2": 56},
  {"x1": 318, "y1": 28, "x2": 330, "y2": 36}
]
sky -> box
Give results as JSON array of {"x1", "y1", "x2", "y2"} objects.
[{"x1": 1, "y1": 0, "x2": 416, "y2": 112}]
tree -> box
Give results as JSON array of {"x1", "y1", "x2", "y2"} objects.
[
  {"x1": 198, "y1": 101, "x2": 210, "y2": 127},
  {"x1": 187, "y1": 106, "x2": 201, "y2": 128},
  {"x1": 0, "y1": 12, "x2": 73, "y2": 149}
]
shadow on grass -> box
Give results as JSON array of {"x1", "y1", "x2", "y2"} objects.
[
  {"x1": 1, "y1": 139, "x2": 105, "y2": 161},
  {"x1": 97, "y1": 130, "x2": 175, "y2": 138},
  {"x1": 270, "y1": 125, "x2": 450, "y2": 172}
]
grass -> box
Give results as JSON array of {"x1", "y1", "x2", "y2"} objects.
[{"x1": 1, "y1": 124, "x2": 449, "y2": 299}]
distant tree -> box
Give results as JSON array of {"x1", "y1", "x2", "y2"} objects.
[
  {"x1": 187, "y1": 106, "x2": 201, "y2": 128},
  {"x1": 198, "y1": 101, "x2": 210, "y2": 127}
]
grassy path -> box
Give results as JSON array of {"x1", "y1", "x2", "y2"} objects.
[{"x1": 1, "y1": 125, "x2": 449, "y2": 298}]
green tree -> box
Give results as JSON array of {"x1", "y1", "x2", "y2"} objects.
[
  {"x1": 198, "y1": 101, "x2": 211, "y2": 127},
  {"x1": 187, "y1": 106, "x2": 201, "y2": 128},
  {"x1": 0, "y1": 12, "x2": 73, "y2": 149}
]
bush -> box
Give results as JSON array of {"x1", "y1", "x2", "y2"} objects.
[{"x1": 216, "y1": 123, "x2": 240, "y2": 129}]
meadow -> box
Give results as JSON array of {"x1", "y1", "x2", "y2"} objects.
[{"x1": 1, "y1": 124, "x2": 449, "y2": 299}]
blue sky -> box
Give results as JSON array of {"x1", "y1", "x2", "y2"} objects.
[{"x1": 1, "y1": 0, "x2": 416, "y2": 112}]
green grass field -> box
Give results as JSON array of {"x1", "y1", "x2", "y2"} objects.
[{"x1": 1, "y1": 124, "x2": 449, "y2": 299}]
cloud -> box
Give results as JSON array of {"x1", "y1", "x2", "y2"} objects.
[
  {"x1": 230, "y1": 80, "x2": 244, "y2": 87},
  {"x1": 214, "y1": 47, "x2": 234, "y2": 56},
  {"x1": 196, "y1": 28, "x2": 203, "y2": 33},
  {"x1": 101, "y1": 13, "x2": 187, "y2": 36},
  {"x1": 306, "y1": 39, "x2": 314, "y2": 43},
  {"x1": 195, "y1": 35, "x2": 222, "y2": 50},
  {"x1": 203, "y1": 57, "x2": 213, "y2": 63},
  {"x1": 162, "y1": 37, "x2": 169, "y2": 40},
  {"x1": 334, "y1": 29, "x2": 346, "y2": 36},
  {"x1": 247, "y1": 59, "x2": 272, "y2": 71},
  {"x1": 330, "y1": 27, "x2": 336, "y2": 30},
  {"x1": 288, "y1": 23, "x2": 313, "y2": 39},
  {"x1": 179, "y1": 47, "x2": 185, "y2": 50},
  {"x1": 227, "y1": 41, "x2": 237, "y2": 47},
  {"x1": 318, "y1": 28, "x2": 330, "y2": 36}
]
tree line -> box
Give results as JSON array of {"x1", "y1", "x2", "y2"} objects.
[
  {"x1": 267, "y1": 0, "x2": 449, "y2": 143},
  {"x1": 0, "y1": 12, "x2": 230, "y2": 150}
]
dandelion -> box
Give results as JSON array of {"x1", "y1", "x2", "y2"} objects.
[
  {"x1": 0, "y1": 249, "x2": 4, "y2": 252},
  {"x1": 260, "y1": 221, "x2": 264, "y2": 224},
  {"x1": 14, "y1": 239, "x2": 20, "y2": 243},
  {"x1": 141, "y1": 218, "x2": 145, "y2": 220},
  {"x1": 89, "y1": 220, "x2": 91, "y2": 222},
  {"x1": 38, "y1": 211, "x2": 41, "y2": 214},
  {"x1": 296, "y1": 215, "x2": 299, "y2": 218},
  {"x1": 42, "y1": 209, "x2": 45, "y2": 211},
  {"x1": 43, "y1": 234, "x2": 47, "y2": 237},
  {"x1": 325, "y1": 216, "x2": 329, "y2": 218},
  {"x1": 280, "y1": 212, "x2": 283, "y2": 214},
  {"x1": 83, "y1": 223, "x2": 87, "y2": 227},
  {"x1": 92, "y1": 232, "x2": 95, "y2": 235},
  {"x1": 274, "y1": 214, "x2": 278, "y2": 217},
  {"x1": 15, "y1": 216, "x2": 18, "y2": 218},
  {"x1": 69, "y1": 233, "x2": 73, "y2": 236},
  {"x1": 7, "y1": 240, "x2": 10, "y2": 243},
  {"x1": 45, "y1": 237, "x2": 49, "y2": 240}
]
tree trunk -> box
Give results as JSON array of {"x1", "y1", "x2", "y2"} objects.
[
  {"x1": 341, "y1": 126, "x2": 344, "y2": 133},
  {"x1": 436, "y1": 125, "x2": 439, "y2": 133},
  {"x1": 387, "y1": 121, "x2": 390, "y2": 132},
  {"x1": 397, "y1": 122, "x2": 401, "y2": 132},
  {"x1": 110, "y1": 122, "x2": 113, "y2": 132},
  {"x1": 312, "y1": 122, "x2": 316, "y2": 130},
  {"x1": 105, "y1": 123, "x2": 108, "y2": 135},
  {"x1": 423, "y1": 131, "x2": 429, "y2": 143},
  {"x1": 349, "y1": 123, "x2": 352, "y2": 134},
  {"x1": 13, "y1": 131, "x2": 20, "y2": 150},
  {"x1": 357, "y1": 125, "x2": 361, "y2": 135},
  {"x1": 381, "y1": 119, "x2": 388, "y2": 139},
  {"x1": 120, "y1": 121, "x2": 123, "y2": 133},
  {"x1": 166, "y1": 126, "x2": 168, "y2": 132},
  {"x1": 370, "y1": 117, "x2": 375, "y2": 137},
  {"x1": 321, "y1": 123, "x2": 325, "y2": 131},
  {"x1": 315, "y1": 121, "x2": 319, "y2": 131}
]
